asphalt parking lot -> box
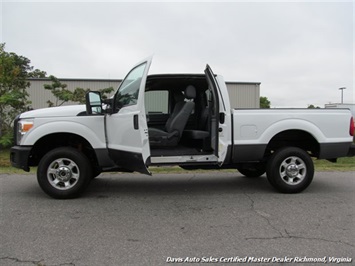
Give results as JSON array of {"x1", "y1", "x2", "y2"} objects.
[{"x1": 1, "y1": 171, "x2": 354, "y2": 265}]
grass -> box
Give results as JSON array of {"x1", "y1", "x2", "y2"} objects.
[
  {"x1": 0, "y1": 149, "x2": 37, "y2": 174},
  {"x1": 0, "y1": 149, "x2": 10, "y2": 167},
  {"x1": 313, "y1": 157, "x2": 355, "y2": 171},
  {"x1": 1, "y1": 148, "x2": 354, "y2": 174}
]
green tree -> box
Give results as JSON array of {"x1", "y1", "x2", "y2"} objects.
[
  {"x1": 71, "y1": 87, "x2": 114, "y2": 104},
  {"x1": 99, "y1": 87, "x2": 115, "y2": 100},
  {"x1": 28, "y1": 68, "x2": 47, "y2": 78},
  {"x1": 307, "y1": 104, "x2": 320, "y2": 109},
  {"x1": 260, "y1": 96, "x2": 271, "y2": 108},
  {"x1": 44, "y1": 76, "x2": 114, "y2": 106},
  {"x1": 71, "y1": 87, "x2": 88, "y2": 104},
  {"x1": 0, "y1": 43, "x2": 46, "y2": 147},
  {"x1": 44, "y1": 75, "x2": 72, "y2": 107}
]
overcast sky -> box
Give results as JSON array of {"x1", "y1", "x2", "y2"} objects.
[{"x1": 2, "y1": 0, "x2": 354, "y2": 107}]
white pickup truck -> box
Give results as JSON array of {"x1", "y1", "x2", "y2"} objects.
[{"x1": 10, "y1": 57, "x2": 355, "y2": 198}]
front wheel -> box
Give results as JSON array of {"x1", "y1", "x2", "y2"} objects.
[
  {"x1": 37, "y1": 147, "x2": 92, "y2": 199},
  {"x1": 266, "y1": 147, "x2": 314, "y2": 193}
]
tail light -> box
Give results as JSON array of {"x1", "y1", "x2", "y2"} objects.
[{"x1": 350, "y1": 117, "x2": 354, "y2": 136}]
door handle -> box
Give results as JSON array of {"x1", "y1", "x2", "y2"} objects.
[{"x1": 133, "y1": 114, "x2": 139, "y2": 130}]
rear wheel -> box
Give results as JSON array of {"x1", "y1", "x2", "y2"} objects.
[
  {"x1": 266, "y1": 147, "x2": 314, "y2": 193},
  {"x1": 37, "y1": 147, "x2": 92, "y2": 199}
]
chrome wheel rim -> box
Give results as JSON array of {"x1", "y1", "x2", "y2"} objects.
[
  {"x1": 279, "y1": 156, "x2": 306, "y2": 185},
  {"x1": 47, "y1": 158, "x2": 80, "y2": 190}
]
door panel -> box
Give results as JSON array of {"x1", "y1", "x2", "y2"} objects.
[
  {"x1": 204, "y1": 65, "x2": 229, "y2": 164},
  {"x1": 106, "y1": 57, "x2": 152, "y2": 174}
]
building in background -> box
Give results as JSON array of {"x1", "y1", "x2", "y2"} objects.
[
  {"x1": 225, "y1": 81, "x2": 260, "y2": 108},
  {"x1": 27, "y1": 78, "x2": 119, "y2": 109},
  {"x1": 27, "y1": 78, "x2": 260, "y2": 110}
]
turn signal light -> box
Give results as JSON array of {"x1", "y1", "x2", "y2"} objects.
[
  {"x1": 17, "y1": 120, "x2": 34, "y2": 145},
  {"x1": 22, "y1": 123, "x2": 33, "y2": 132}
]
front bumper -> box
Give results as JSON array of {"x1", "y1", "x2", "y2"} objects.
[
  {"x1": 10, "y1": 146, "x2": 32, "y2": 172},
  {"x1": 348, "y1": 143, "x2": 355, "y2": 157}
]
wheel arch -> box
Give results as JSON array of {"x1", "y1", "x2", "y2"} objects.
[
  {"x1": 29, "y1": 133, "x2": 100, "y2": 171},
  {"x1": 266, "y1": 129, "x2": 320, "y2": 157}
]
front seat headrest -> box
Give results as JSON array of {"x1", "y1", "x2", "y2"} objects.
[{"x1": 185, "y1": 85, "x2": 196, "y2": 99}]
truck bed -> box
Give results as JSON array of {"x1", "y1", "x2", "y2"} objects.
[{"x1": 231, "y1": 108, "x2": 353, "y2": 162}]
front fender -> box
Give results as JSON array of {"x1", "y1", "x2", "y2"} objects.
[{"x1": 21, "y1": 117, "x2": 106, "y2": 149}]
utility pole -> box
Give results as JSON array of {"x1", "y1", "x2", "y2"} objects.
[{"x1": 339, "y1": 87, "x2": 346, "y2": 104}]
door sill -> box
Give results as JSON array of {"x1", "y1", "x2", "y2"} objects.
[{"x1": 150, "y1": 154, "x2": 218, "y2": 164}]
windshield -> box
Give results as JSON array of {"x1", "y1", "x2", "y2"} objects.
[{"x1": 114, "y1": 62, "x2": 147, "y2": 111}]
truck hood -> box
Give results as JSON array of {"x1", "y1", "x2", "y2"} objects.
[{"x1": 20, "y1": 105, "x2": 86, "y2": 119}]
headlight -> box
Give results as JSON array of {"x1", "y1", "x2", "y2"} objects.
[{"x1": 17, "y1": 119, "x2": 34, "y2": 144}]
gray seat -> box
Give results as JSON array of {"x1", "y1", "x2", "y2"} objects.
[
  {"x1": 149, "y1": 85, "x2": 196, "y2": 147},
  {"x1": 183, "y1": 91, "x2": 211, "y2": 150}
]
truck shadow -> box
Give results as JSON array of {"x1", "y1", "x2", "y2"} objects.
[
  {"x1": 84, "y1": 172, "x2": 352, "y2": 199},
  {"x1": 16, "y1": 172, "x2": 347, "y2": 199},
  {"x1": 85, "y1": 172, "x2": 274, "y2": 198}
]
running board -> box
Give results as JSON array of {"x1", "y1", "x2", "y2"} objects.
[{"x1": 150, "y1": 154, "x2": 218, "y2": 165}]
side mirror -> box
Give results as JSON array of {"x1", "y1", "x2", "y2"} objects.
[{"x1": 86, "y1": 91, "x2": 102, "y2": 115}]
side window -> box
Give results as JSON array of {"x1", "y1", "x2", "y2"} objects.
[
  {"x1": 145, "y1": 90, "x2": 169, "y2": 114},
  {"x1": 114, "y1": 62, "x2": 146, "y2": 111}
]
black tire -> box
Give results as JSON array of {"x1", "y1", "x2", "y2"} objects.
[
  {"x1": 266, "y1": 147, "x2": 314, "y2": 193},
  {"x1": 37, "y1": 147, "x2": 92, "y2": 199},
  {"x1": 237, "y1": 163, "x2": 266, "y2": 178}
]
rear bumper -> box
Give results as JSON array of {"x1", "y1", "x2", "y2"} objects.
[
  {"x1": 348, "y1": 143, "x2": 355, "y2": 157},
  {"x1": 10, "y1": 146, "x2": 32, "y2": 172}
]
